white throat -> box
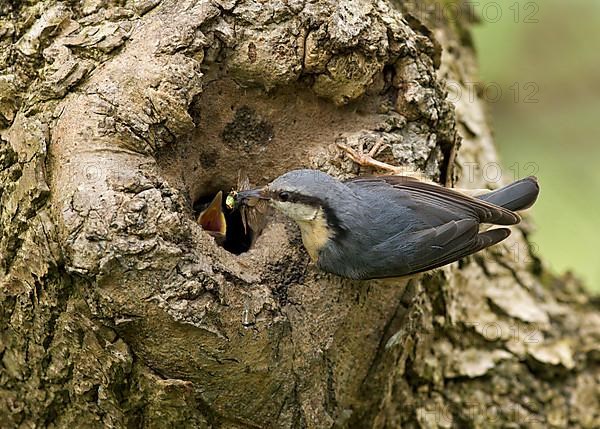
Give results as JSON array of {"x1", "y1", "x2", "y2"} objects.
[
  {"x1": 271, "y1": 201, "x2": 331, "y2": 261},
  {"x1": 271, "y1": 200, "x2": 320, "y2": 222}
]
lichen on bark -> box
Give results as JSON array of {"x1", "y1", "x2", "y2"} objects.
[{"x1": 1, "y1": 1, "x2": 599, "y2": 428}]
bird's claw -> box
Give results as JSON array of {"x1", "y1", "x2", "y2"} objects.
[{"x1": 336, "y1": 140, "x2": 403, "y2": 174}]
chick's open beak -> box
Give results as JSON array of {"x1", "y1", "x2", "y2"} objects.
[{"x1": 198, "y1": 191, "x2": 227, "y2": 239}]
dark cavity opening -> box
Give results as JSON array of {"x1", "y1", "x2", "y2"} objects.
[{"x1": 193, "y1": 191, "x2": 255, "y2": 255}]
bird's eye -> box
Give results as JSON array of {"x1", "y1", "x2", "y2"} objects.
[{"x1": 278, "y1": 191, "x2": 290, "y2": 202}]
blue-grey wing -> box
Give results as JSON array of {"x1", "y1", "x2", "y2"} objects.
[
  {"x1": 342, "y1": 176, "x2": 515, "y2": 278},
  {"x1": 369, "y1": 219, "x2": 510, "y2": 277},
  {"x1": 345, "y1": 176, "x2": 521, "y2": 225}
]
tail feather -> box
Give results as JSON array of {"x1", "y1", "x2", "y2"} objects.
[
  {"x1": 476, "y1": 176, "x2": 540, "y2": 212},
  {"x1": 477, "y1": 228, "x2": 511, "y2": 250}
]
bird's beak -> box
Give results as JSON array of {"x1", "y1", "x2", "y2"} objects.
[
  {"x1": 198, "y1": 191, "x2": 227, "y2": 237},
  {"x1": 237, "y1": 187, "x2": 270, "y2": 200},
  {"x1": 231, "y1": 187, "x2": 270, "y2": 209}
]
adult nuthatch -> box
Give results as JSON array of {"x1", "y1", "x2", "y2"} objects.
[{"x1": 235, "y1": 170, "x2": 539, "y2": 280}]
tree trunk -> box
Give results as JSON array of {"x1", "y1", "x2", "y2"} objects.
[{"x1": 1, "y1": 0, "x2": 598, "y2": 428}]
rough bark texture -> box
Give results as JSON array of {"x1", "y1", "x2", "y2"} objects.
[{"x1": 1, "y1": 0, "x2": 599, "y2": 428}]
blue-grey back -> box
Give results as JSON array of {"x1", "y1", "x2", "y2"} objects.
[{"x1": 318, "y1": 182, "x2": 433, "y2": 279}]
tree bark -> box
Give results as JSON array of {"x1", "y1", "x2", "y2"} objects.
[{"x1": 1, "y1": 0, "x2": 599, "y2": 428}]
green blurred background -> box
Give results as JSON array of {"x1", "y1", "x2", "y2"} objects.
[{"x1": 471, "y1": 0, "x2": 600, "y2": 291}]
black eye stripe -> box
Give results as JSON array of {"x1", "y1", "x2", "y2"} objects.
[{"x1": 273, "y1": 191, "x2": 320, "y2": 206}]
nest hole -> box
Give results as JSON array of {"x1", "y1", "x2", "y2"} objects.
[{"x1": 194, "y1": 191, "x2": 255, "y2": 255}]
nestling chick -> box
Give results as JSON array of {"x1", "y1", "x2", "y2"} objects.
[
  {"x1": 234, "y1": 170, "x2": 539, "y2": 280},
  {"x1": 198, "y1": 191, "x2": 227, "y2": 244}
]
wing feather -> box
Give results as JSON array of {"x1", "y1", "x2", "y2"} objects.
[
  {"x1": 402, "y1": 226, "x2": 510, "y2": 276},
  {"x1": 345, "y1": 175, "x2": 521, "y2": 225},
  {"x1": 342, "y1": 176, "x2": 515, "y2": 277}
]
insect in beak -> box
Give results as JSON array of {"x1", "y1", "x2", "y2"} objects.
[
  {"x1": 226, "y1": 187, "x2": 270, "y2": 209},
  {"x1": 225, "y1": 186, "x2": 270, "y2": 236}
]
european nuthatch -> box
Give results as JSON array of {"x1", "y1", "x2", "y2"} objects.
[{"x1": 234, "y1": 170, "x2": 539, "y2": 280}]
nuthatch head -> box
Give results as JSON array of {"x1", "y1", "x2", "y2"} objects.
[{"x1": 235, "y1": 169, "x2": 539, "y2": 280}]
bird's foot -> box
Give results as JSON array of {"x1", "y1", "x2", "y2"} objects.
[
  {"x1": 336, "y1": 139, "x2": 403, "y2": 173},
  {"x1": 336, "y1": 140, "x2": 426, "y2": 180}
]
